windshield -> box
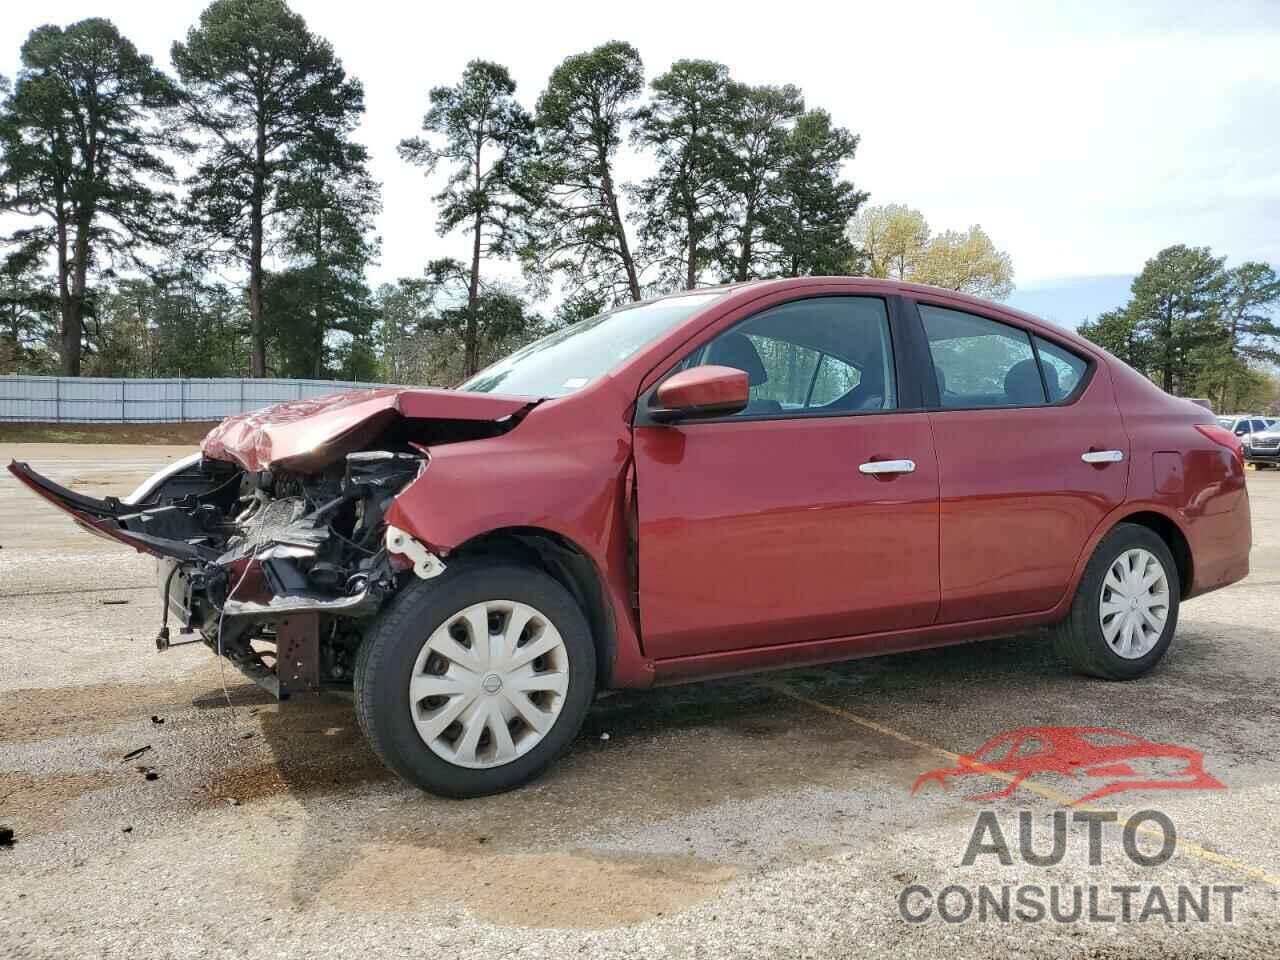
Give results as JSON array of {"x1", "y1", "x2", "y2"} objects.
[{"x1": 459, "y1": 292, "x2": 725, "y2": 397}]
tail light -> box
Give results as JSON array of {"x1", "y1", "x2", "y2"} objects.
[{"x1": 1195, "y1": 424, "x2": 1244, "y2": 466}]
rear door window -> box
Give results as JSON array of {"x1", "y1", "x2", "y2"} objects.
[{"x1": 919, "y1": 305, "x2": 1045, "y2": 408}]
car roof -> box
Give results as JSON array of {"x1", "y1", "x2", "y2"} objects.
[{"x1": 689, "y1": 276, "x2": 1095, "y2": 354}]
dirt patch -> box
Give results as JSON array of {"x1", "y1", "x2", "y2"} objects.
[
  {"x1": 0, "y1": 422, "x2": 219, "y2": 444},
  {"x1": 322, "y1": 843, "x2": 736, "y2": 928},
  {"x1": 200, "y1": 741, "x2": 392, "y2": 805},
  {"x1": 0, "y1": 770, "x2": 124, "y2": 835},
  {"x1": 0, "y1": 673, "x2": 269, "y2": 746}
]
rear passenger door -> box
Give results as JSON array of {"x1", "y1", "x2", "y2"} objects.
[{"x1": 912, "y1": 301, "x2": 1129, "y2": 622}]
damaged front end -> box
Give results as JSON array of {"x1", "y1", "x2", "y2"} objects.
[{"x1": 9, "y1": 387, "x2": 536, "y2": 699}]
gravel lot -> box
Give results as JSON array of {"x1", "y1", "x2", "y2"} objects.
[{"x1": 1, "y1": 442, "x2": 1278, "y2": 959}]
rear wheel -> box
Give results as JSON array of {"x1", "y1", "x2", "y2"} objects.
[
  {"x1": 355, "y1": 563, "x2": 596, "y2": 797},
  {"x1": 1052, "y1": 523, "x2": 1180, "y2": 680}
]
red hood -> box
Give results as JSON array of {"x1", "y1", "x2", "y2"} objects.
[{"x1": 201, "y1": 387, "x2": 535, "y2": 472}]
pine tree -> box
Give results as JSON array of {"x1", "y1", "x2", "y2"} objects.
[
  {"x1": 0, "y1": 19, "x2": 180, "y2": 375},
  {"x1": 631, "y1": 60, "x2": 735, "y2": 290},
  {"x1": 172, "y1": 0, "x2": 365, "y2": 377},
  {"x1": 525, "y1": 42, "x2": 645, "y2": 304},
  {"x1": 399, "y1": 60, "x2": 536, "y2": 375}
]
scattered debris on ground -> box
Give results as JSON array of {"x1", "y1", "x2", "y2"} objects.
[{"x1": 122, "y1": 745, "x2": 152, "y2": 761}]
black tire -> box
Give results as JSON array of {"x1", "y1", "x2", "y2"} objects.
[
  {"x1": 1051, "y1": 523, "x2": 1181, "y2": 680},
  {"x1": 354, "y1": 563, "x2": 596, "y2": 798}
]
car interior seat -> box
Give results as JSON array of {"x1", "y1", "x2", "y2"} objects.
[
  {"x1": 705, "y1": 333, "x2": 782, "y2": 415},
  {"x1": 1004, "y1": 358, "x2": 1053, "y2": 405}
]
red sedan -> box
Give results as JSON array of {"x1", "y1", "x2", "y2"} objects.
[{"x1": 10, "y1": 278, "x2": 1252, "y2": 797}]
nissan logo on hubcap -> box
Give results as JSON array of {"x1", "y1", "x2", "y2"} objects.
[{"x1": 481, "y1": 673, "x2": 503, "y2": 695}]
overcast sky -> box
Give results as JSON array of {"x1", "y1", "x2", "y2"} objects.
[{"x1": 3, "y1": 0, "x2": 1278, "y2": 325}]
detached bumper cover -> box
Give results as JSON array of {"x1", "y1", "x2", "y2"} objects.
[{"x1": 7, "y1": 460, "x2": 218, "y2": 562}]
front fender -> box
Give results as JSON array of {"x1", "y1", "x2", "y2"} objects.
[{"x1": 383, "y1": 402, "x2": 653, "y2": 688}]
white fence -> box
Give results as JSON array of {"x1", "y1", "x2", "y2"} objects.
[{"x1": 0, "y1": 375, "x2": 396, "y2": 423}]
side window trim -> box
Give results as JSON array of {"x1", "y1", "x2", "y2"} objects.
[
  {"x1": 907, "y1": 298, "x2": 1096, "y2": 412},
  {"x1": 634, "y1": 294, "x2": 921, "y2": 427}
]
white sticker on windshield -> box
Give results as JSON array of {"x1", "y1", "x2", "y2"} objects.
[{"x1": 562, "y1": 377, "x2": 589, "y2": 390}]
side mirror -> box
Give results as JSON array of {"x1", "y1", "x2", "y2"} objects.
[{"x1": 651, "y1": 365, "x2": 749, "y2": 422}]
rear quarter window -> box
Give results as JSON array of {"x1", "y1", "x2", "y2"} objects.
[{"x1": 1033, "y1": 336, "x2": 1089, "y2": 401}]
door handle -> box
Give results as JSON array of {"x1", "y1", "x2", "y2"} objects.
[
  {"x1": 859, "y1": 459, "x2": 916, "y2": 475},
  {"x1": 1081, "y1": 449, "x2": 1125, "y2": 464}
]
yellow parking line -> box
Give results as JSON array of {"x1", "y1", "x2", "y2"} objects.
[{"x1": 760, "y1": 680, "x2": 1280, "y2": 887}]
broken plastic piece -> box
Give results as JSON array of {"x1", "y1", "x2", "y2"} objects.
[{"x1": 385, "y1": 525, "x2": 446, "y2": 580}]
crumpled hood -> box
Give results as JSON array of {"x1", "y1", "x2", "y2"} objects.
[{"x1": 202, "y1": 387, "x2": 535, "y2": 472}]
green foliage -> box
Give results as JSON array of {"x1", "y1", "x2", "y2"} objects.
[
  {"x1": 761, "y1": 109, "x2": 866, "y2": 278},
  {"x1": 913, "y1": 225, "x2": 1013, "y2": 299},
  {"x1": 524, "y1": 41, "x2": 645, "y2": 305},
  {"x1": 374, "y1": 269, "x2": 551, "y2": 387},
  {"x1": 1128, "y1": 245, "x2": 1227, "y2": 394},
  {"x1": 0, "y1": 243, "x2": 57, "y2": 372},
  {"x1": 0, "y1": 18, "x2": 181, "y2": 375},
  {"x1": 87, "y1": 273, "x2": 247, "y2": 377},
  {"x1": 1078, "y1": 308, "x2": 1148, "y2": 371},
  {"x1": 399, "y1": 60, "x2": 536, "y2": 375},
  {"x1": 631, "y1": 60, "x2": 735, "y2": 291},
  {"x1": 173, "y1": 0, "x2": 366, "y2": 376},
  {"x1": 717, "y1": 83, "x2": 804, "y2": 282},
  {"x1": 266, "y1": 136, "x2": 381, "y2": 378},
  {"x1": 849, "y1": 205, "x2": 1012, "y2": 298},
  {"x1": 1078, "y1": 245, "x2": 1280, "y2": 409}
]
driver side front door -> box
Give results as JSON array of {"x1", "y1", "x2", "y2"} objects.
[{"x1": 632, "y1": 294, "x2": 941, "y2": 661}]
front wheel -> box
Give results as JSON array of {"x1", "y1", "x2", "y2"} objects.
[
  {"x1": 355, "y1": 563, "x2": 596, "y2": 797},
  {"x1": 1052, "y1": 523, "x2": 1180, "y2": 680}
]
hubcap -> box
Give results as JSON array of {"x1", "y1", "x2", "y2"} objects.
[
  {"x1": 408, "y1": 600, "x2": 569, "y2": 769},
  {"x1": 1098, "y1": 548, "x2": 1170, "y2": 659}
]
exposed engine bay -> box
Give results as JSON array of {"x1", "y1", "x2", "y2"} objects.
[
  {"x1": 11, "y1": 450, "x2": 428, "y2": 697},
  {"x1": 8, "y1": 386, "x2": 540, "y2": 699}
]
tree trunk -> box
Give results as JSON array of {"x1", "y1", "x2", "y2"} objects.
[
  {"x1": 66, "y1": 211, "x2": 94, "y2": 377},
  {"x1": 248, "y1": 116, "x2": 268, "y2": 377},
  {"x1": 51, "y1": 178, "x2": 80, "y2": 376},
  {"x1": 735, "y1": 195, "x2": 756, "y2": 283},
  {"x1": 466, "y1": 211, "x2": 482, "y2": 375},
  {"x1": 685, "y1": 201, "x2": 697, "y2": 291},
  {"x1": 601, "y1": 164, "x2": 640, "y2": 301},
  {"x1": 313, "y1": 214, "x2": 325, "y2": 379},
  {"x1": 465, "y1": 140, "x2": 483, "y2": 376}
]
